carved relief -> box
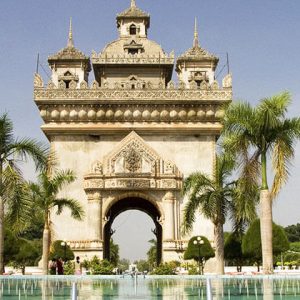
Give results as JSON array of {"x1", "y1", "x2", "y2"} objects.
[
  {"x1": 189, "y1": 80, "x2": 197, "y2": 90},
  {"x1": 222, "y1": 73, "x2": 232, "y2": 88},
  {"x1": 69, "y1": 80, "x2": 77, "y2": 89},
  {"x1": 84, "y1": 179, "x2": 104, "y2": 189},
  {"x1": 35, "y1": 88, "x2": 232, "y2": 102},
  {"x1": 47, "y1": 80, "x2": 56, "y2": 89},
  {"x1": 80, "y1": 80, "x2": 88, "y2": 89},
  {"x1": 211, "y1": 80, "x2": 219, "y2": 90},
  {"x1": 200, "y1": 80, "x2": 208, "y2": 89},
  {"x1": 124, "y1": 146, "x2": 141, "y2": 173},
  {"x1": 107, "y1": 132, "x2": 158, "y2": 175},
  {"x1": 167, "y1": 81, "x2": 175, "y2": 89},
  {"x1": 92, "y1": 161, "x2": 103, "y2": 174},
  {"x1": 84, "y1": 132, "x2": 183, "y2": 192},
  {"x1": 34, "y1": 73, "x2": 44, "y2": 88},
  {"x1": 92, "y1": 80, "x2": 100, "y2": 89},
  {"x1": 163, "y1": 161, "x2": 174, "y2": 174},
  {"x1": 58, "y1": 81, "x2": 66, "y2": 89},
  {"x1": 178, "y1": 81, "x2": 185, "y2": 90}
]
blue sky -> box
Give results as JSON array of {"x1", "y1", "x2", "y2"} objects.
[{"x1": 1, "y1": 0, "x2": 300, "y2": 260}]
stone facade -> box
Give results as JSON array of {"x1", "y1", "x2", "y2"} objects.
[{"x1": 34, "y1": 0, "x2": 232, "y2": 268}]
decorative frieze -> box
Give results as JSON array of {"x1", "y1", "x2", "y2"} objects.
[
  {"x1": 162, "y1": 240, "x2": 189, "y2": 250},
  {"x1": 84, "y1": 131, "x2": 183, "y2": 192},
  {"x1": 91, "y1": 51, "x2": 174, "y2": 65},
  {"x1": 34, "y1": 88, "x2": 231, "y2": 102},
  {"x1": 68, "y1": 240, "x2": 103, "y2": 250},
  {"x1": 38, "y1": 104, "x2": 225, "y2": 123}
]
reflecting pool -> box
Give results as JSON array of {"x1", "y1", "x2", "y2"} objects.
[{"x1": 0, "y1": 275, "x2": 300, "y2": 299}]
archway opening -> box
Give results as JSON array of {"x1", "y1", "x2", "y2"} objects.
[{"x1": 103, "y1": 197, "x2": 162, "y2": 266}]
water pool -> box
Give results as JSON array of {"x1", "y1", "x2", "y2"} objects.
[{"x1": 0, "y1": 275, "x2": 300, "y2": 299}]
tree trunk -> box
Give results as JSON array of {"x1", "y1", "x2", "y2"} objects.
[
  {"x1": 263, "y1": 278, "x2": 274, "y2": 300},
  {"x1": 42, "y1": 226, "x2": 50, "y2": 275},
  {"x1": 214, "y1": 222, "x2": 225, "y2": 275},
  {"x1": 260, "y1": 189, "x2": 273, "y2": 274}
]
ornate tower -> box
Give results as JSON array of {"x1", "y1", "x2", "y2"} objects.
[
  {"x1": 176, "y1": 19, "x2": 219, "y2": 88},
  {"x1": 92, "y1": 0, "x2": 174, "y2": 88},
  {"x1": 34, "y1": 1, "x2": 232, "y2": 270},
  {"x1": 48, "y1": 19, "x2": 91, "y2": 89}
]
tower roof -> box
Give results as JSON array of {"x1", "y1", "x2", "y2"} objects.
[
  {"x1": 177, "y1": 18, "x2": 218, "y2": 64},
  {"x1": 117, "y1": 0, "x2": 150, "y2": 28},
  {"x1": 48, "y1": 19, "x2": 90, "y2": 62}
]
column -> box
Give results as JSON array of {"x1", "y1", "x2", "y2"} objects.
[
  {"x1": 163, "y1": 192, "x2": 175, "y2": 240},
  {"x1": 87, "y1": 192, "x2": 102, "y2": 241}
]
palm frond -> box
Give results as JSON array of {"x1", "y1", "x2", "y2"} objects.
[
  {"x1": 50, "y1": 169, "x2": 76, "y2": 194},
  {"x1": 271, "y1": 136, "x2": 293, "y2": 199},
  {"x1": 1, "y1": 159, "x2": 23, "y2": 199},
  {"x1": 4, "y1": 172, "x2": 32, "y2": 234},
  {"x1": 7, "y1": 138, "x2": 48, "y2": 171},
  {"x1": 229, "y1": 180, "x2": 259, "y2": 234},
  {"x1": 182, "y1": 192, "x2": 201, "y2": 235},
  {"x1": 258, "y1": 91, "x2": 290, "y2": 122},
  {"x1": 52, "y1": 198, "x2": 85, "y2": 220},
  {"x1": 0, "y1": 113, "x2": 14, "y2": 158}
]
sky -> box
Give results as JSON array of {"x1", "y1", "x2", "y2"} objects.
[{"x1": 1, "y1": 0, "x2": 300, "y2": 261}]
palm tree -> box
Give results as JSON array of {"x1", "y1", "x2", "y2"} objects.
[
  {"x1": 222, "y1": 91, "x2": 300, "y2": 274},
  {"x1": 29, "y1": 169, "x2": 85, "y2": 274},
  {"x1": 0, "y1": 113, "x2": 47, "y2": 273},
  {"x1": 182, "y1": 154, "x2": 257, "y2": 274}
]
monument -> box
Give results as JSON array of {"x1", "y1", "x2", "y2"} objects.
[{"x1": 34, "y1": 0, "x2": 232, "y2": 267}]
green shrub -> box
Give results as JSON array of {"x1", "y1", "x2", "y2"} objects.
[
  {"x1": 188, "y1": 265, "x2": 198, "y2": 275},
  {"x1": 242, "y1": 220, "x2": 289, "y2": 270},
  {"x1": 290, "y1": 242, "x2": 300, "y2": 253},
  {"x1": 151, "y1": 262, "x2": 176, "y2": 275},
  {"x1": 64, "y1": 261, "x2": 75, "y2": 275},
  {"x1": 87, "y1": 256, "x2": 114, "y2": 275}
]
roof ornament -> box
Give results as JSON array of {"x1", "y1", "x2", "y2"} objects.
[
  {"x1": 131, "y1": 0, "x2": 136, "y2": 8},
  {"x1": 67, "y1": 17, "x2": 74, "y2": 48},
  {"x1": 193, "y1": 17, "x2": 199, "y2": 48}
]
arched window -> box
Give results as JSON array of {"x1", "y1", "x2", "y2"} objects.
[
  {"x1": 129, "y1": 24, "x2": 137, "y2": 35},
  {"x1": 63, "y1": 71, "x2": 72, "y2": 88}
]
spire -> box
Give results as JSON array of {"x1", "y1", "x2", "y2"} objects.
[
  {"x1": 131, "y1": 0, "x2": 136, "y2": 8},
  {"x1": 67, "y1": 17, "x2": 74, "y2": 48},
  {"x1": 193, "y1": 17, "x2": 199, "y2": 48}
]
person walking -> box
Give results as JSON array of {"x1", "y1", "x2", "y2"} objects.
[
  {"x1": 49, "y1": 259, "x2": 57, "y2": 275},
  {"x1": 74, "y1": 256, "x2": 82, "y2": 275},
  {"x1": 57, "y1": 258, "x2": 64, "y2": 275}
]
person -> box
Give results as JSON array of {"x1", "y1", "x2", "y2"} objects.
[
  {"x1": 49, "y1": 259, "x2": 56, "y2": 275},
  {"x1": 57, "y1": 257, "x2": 64, "y2": 275},
  {"x1": 74, "y1": 256, "x2": 82, "y2": 275}
]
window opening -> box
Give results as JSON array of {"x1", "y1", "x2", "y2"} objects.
[
  {"x1": 130, "y1": 24, "x2": 137, "y2": 35},
  {"x1": 128, "y1": 48, "x2": 138, "y2": 55}
]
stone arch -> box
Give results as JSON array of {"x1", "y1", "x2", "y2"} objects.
[
  {"x1": 103, "y1": 191, "x2": 165, "y2": 222},
  {"x1": 103, "y1": 195, "x2": 163, "y2": 265}
]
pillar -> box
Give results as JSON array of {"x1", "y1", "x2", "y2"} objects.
[
  {"x1": 163, "y1": 191, "x2": 175, "y2": 241},
  {"x1": 87, "y1": 192, "x2": 102, "y2": 241}
]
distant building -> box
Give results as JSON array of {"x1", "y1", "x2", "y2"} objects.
[{"x1": 34, "y1": 0, "x2": 232, "y2": 271}]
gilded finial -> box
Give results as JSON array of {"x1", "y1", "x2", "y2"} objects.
[
  {"x1": 131, "y1": 0, "x2": 136, "y2": 8},
  {"x1": 67, "y1": 17, "x2": 74, "y2": 48},
  {"x1": 193, "y1": 17, "x2": 199, "y2": 48}
]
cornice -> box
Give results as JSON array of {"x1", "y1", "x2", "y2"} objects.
[{"x1": 41, "y1": 123, "x2": 223, "y2": 136}]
